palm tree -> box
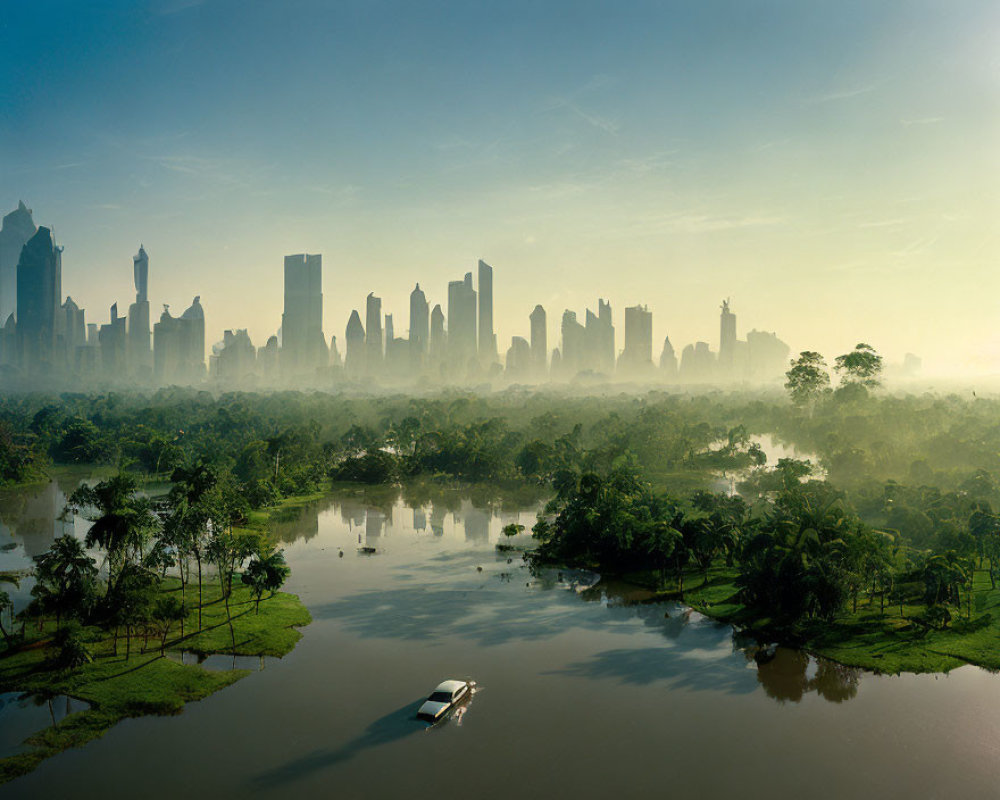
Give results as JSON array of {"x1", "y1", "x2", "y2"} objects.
[{"x1": 241, "y1": 547, "x2": 291, "y2": 613}]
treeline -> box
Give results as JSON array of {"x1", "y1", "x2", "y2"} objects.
[{"x1": 535, "y1": 465, "x2": 994, "y2": 632}]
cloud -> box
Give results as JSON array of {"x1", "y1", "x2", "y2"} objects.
[
  {"x1": 901, "y1": 117, "x2": 945, "y2": 126},
  {"x1": 803, "y1": 83, "x2": 880, "y2": 105}
]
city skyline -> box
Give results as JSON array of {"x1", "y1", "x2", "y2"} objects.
[{"x1": 3, "y1": 2, "x2": 997, "y2": 377}]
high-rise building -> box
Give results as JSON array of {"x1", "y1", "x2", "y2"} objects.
[
  {"x1": 719, "y1": 299, "x2": 737, "y2": 372},
  {"x1": 99, "y1": 303, "x2": 127, "y2": 375},
  {"x1": 447, "y1": 272, "x2": 477, "y2": 368},
  {"x1": 505, "y1": 336, "x2": 531, "y2": 379},
  {"x1": 128, "y1": 245, "x2": 152, "y2": 375},
  {"x1": 15, "y1": 226, "x2": 61, "y2": 372},
  {"x1": 583, "y1": 298, "x2": 615, "y2": 374},
  {"x1": 154, "y1": 296, "x2": 205, "y2": 383},
  {"x1": 659, "y1": 335, "x2": 678, "y2": 380},
  {"x1": 560, "y1": 310, "x2": 585, "y2": 376},
  {"x1": 529, "y1": 304, "x2": 547, "y2": 377},
  {"x1": 62, "y1": 296, "x2": 86, "y2": 370},
  {"x1": 344, "y1": 309, "x2": 365, "y2": 376},
  {"x1": 477, "y1": 260, "x2": 496, "y2": 364},
  {"x1": 429, "y1": 303, "x2": 446, "y2": 366},
  {"x1": 0, "y1": 201, "x2": 36, "y2": 326},
  {"x1": 281, "y1": 254, "x2": 323, "y2": 374},
  {"x1": 618, "y1": 304, "x2": 653, "y2": 374},
  {"x1": 365, "y1": 293, "x2": 383, "y2": 372},
  {"x1": 409, "y1": 283, "x2": 429, "y2": 356}
]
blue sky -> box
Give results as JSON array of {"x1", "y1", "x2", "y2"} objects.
[{"x1": 2, "y1": 0, "x2": 998, "y2": 373}]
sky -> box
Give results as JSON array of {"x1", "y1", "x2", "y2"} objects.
[{"x1": 1, "y1": 0, "x2": 998, "y2": 376}]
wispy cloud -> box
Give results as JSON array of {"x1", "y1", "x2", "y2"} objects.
[
  {"x1": 901, "y1": 116, "x2": 945, "y2": 126},
  {"x1": 859, "y1": 218, "x2": 905, "y2": 229},
  {"x1": 542, "y1": 98, "x2": 620, "y2": 134},
  {"x1": 803, "y1": 83, "x2": 880, "y2": 105}
]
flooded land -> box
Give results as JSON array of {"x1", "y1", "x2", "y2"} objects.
[{"x1": 2, "y1": 478, "x2": 1000, "y2": 798}]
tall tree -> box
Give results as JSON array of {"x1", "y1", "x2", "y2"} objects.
[
  {"x1": 834, "y1": 343, "x2": 884, "y2": 389},
  {"x1": 784, "y1": 351, "x2": 831, "y2": 406}
]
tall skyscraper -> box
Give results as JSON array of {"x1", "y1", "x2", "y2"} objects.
[
  {"x1": 15, "y1": 226, "x2": 61, "y2": 372},
  {"x1": 719, "y1": 299, "x2": 737, "y2": 372},
  {"x1": 429, "y1": 303, "x2": 446, "y2": 366},
  {"x1": 618, "y1": 304, "x2": 653, "y2": 373},
  {"x1": 344, "y1": 309, "x2": 365, "y2": 376},
  {"x1": 0, "y1": 201, "x2": 36, "y2": 326},
  {"x1": 477, "y1": 259, "x2": 496, "y2": 363},
  {"x1": 447, "y1": 272, "x2": 477, "y2": 368},
  {"x1": 128, "y1": 245, "x2": 152, "y2": 375},
  {"x1": 529, "y1": 304, "x2": 547, "y2": 377},
  {"x1": 62, "y1": 296, "x2": 86, "y2": 370},
  {"x1": 409, "y1": 283, "x2": 429, "y2": 355},
  {"x1": 583, "y1": 298, "x2": 615, "y2": 374},
  {"x1": 281, "y1": 253, "x2": 323, "y2": 374},
  {"x1": 365, "y1": 292, "x2": 383, "y2": 372},
  {"x1": 560, "y1": 310, "x2": 585, "y2": 376}
]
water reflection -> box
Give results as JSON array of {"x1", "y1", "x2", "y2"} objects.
[
  {"x1": 753, "y1": 648, "x2": 861, "y2": 703},
  {"x1": 0, "y1": 692, "x2": 90, "y2": 759}
]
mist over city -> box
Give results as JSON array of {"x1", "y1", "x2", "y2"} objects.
[{"x1": 2, "y1": 2, "x2": 1000, "y2": 798}]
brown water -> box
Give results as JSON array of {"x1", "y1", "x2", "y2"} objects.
[{"x1": 4, "y1": 481, "x2": 1000, "y2": 799}]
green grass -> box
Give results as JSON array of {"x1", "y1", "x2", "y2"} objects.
[
  {"x1": 0, "y1": 579, "x2": 311, "y2": 784},
  {"x1": 673, "y1": 564, "x2": 1000, "y2": 675}
]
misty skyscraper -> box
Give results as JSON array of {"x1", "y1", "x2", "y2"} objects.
[
  {"x1": 619, "y1": 304, "x2": 653, "y2": 373},
  {"x1": 447, "y1": 272, "x2": 477, "y2": 369},
  {"x1": 409, "y1": 283, "x2": 428, "y2": 355},
  {"x1": 0, "y1": 201, "x2": 36, "y2": 326},
  {"x1": 128, "y1": 245, "x2": 152, "y2": 374},
  {"x1": 529, "y1": 304, "x2": 547, "y2": 376},
  {"x1": 477, "y1": 259, "x2": 495, "y2": 364},
  {"x1": 15, "y1": 226, "x2": 61, "y2": 372},
  {"x1": 719, "y1": 299, "x2": 736, "y2": 372},
  {"x1": 365, "y1": 292, "x2": 383, "y2": 371},
  {"x1": 281, "y1": 253, "x2": 323, "y2": 374}
]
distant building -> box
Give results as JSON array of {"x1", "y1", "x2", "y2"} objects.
[
  {"x1": 529, "y1": 304, "x2": 547, "y2": 377},
  {"x1": 281, "y1": 254, "x2": 324, "y2": 375},
  {"x1": 618, "y1": 304, "x2": 653, "y2": 374},
  {"x1": 127, "y1": 245, "x2": 152, "y2": 376},
  {"x1": 584, "y1": 299, "x2": 614, "y2": 374},
  {"x1": 365, "y1": 293, "x2": 383, "y2": 373},
  {"x1": 659, "y1": 336, "x2": 678, "y2": 380},
  {"x1": 153, "y1": 296, "x2": 205, "y2": 383},
  {"x1": 719, "y1": 299, "x2": 737, "y2": 373},
  {"x1": 745, "y1": 330, "x2": 790, "y2": 382},
  {"x1": 560, "y1": 310, "x2": 585, "y2": 376},
  {"x1": 99, "y1": 303, "x2": 127, "y2": 375},
  {"x1": 0, "y1": 201, "x2": 36, "y2": 326},
  {"x1": 505, "y1": 336, "x2": 531, "y2": 379},
  {"x1": 15, "y1": 226, "x2": 61, "y2": 373},
  {"x1": 344, "y1": 309, "x2": 365, "y2": 376},
  {"x1": 447, "y1": 272, "x2": 477, "y2": 370},
  {"x1": 409, "y1": 283, "x2": 429, "y2": 358},
  {"x1": 680, "y1": 341, "x2": 716, "y2": 382},
  {"x1": 62, "y1": 296, "x2": 86, "y2": 371},
  {"x1": 429, "y1": 303, "x2": 446, "y2": 368},
  {"x1": 212, "y1": 329, "x2": 256, "y2": 383},
  {"x1": 477, "y1": 260, "x2": 496, "y2": 364}
]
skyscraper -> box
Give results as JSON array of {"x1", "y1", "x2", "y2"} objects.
[
  {"x1": 344, "y1": 309, "x2": 365, "y2": 376},
  {"x1": 618, "y1": 304, "x2": 653, "y2": 374},
  {"x1": 429, "y1": 303, "x2": 446, "y2": 366},
  {"x1": 560, "y1": 310, "x2": 585, "y2": 376},
  {"x1": 128, "y1": 245, "x2": 152, "y2": 375},
  {"x1": 0, "y1": 201, "x2": 36, "y2": 326},
  {"x1": 529, "y1": 304, "x2": 547, "y2": 377},
  {"x1": 409, "y1": 283, "x2": 429, "y2": 356},
  {"x1": 365, "y1": 292, "x2": 383, "y2": 372},
  {"x1": 15, "y1": 226, "x2": 61, "y2": 372},
  {"x1": 477, "y1": 259, "x2": 496, "y2": 364},
  {"x1": 447, "y1": 272, "x2": 477, "y2": 368},
  {"x1": 281, "y1": 253, "x2": 323, "y2": 374},
  {"x1": 719, "y1": 299, "x2": 737, "y2": 373}
]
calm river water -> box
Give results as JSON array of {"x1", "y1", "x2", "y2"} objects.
[{"x1": 3, "y1": 478, "x2": 1000, "y2": 799}]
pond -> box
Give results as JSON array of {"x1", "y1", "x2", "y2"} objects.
[{"x1": 4, "y1": 481, "x2": 1000, "y2": 798}]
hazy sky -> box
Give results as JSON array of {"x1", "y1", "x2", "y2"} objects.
[{"x1": 2, "y1": 0, "x2": 998, "y2": 375}]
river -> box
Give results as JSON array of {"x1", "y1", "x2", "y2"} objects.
[{"x1": 3, "y1": 479, "x2": 1000, "y2": 798}]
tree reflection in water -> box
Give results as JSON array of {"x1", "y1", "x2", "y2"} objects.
[{"x1": 753, "y1": 647, "x2": 861, "y2": 703}]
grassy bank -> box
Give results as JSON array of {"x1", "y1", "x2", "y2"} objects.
[
  {"x1": 0, "y1": 567, "x2": 311, "y2": 784},
  {"x1": 639, "y1": 564, "x2": 1000, "y2": 674}
]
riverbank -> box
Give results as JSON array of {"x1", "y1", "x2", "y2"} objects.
[
  {"x1": 631, "y1": 564, "x2": 1000, "y2": 675},
  {"x1": 0, "y1": 577, "x2": 310, "y2": 784}
]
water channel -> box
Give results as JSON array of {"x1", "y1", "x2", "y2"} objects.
[{"x1": 3, "y1": 477, "x2": 1000, "y2": 798}]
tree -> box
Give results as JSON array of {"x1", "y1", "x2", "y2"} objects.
[
  {"x1": 151, "y1": 596, "x2": 187, "y2": 654},
  {"x1": 72, "y1": 473, "x2": 159, "y2": 597},
  {"x1": 241, "y1": 546, "x2": 290, "y2": 613},
  {"x1": 52, "y1": 621, "x2": 93, "y2": 669},
  {"x1": 502, "y1": 523, "x2": 525, "y2": 538},
  {"x1": 784, "y1": 351, "x2": 830, "y2": 406},
  {"x1": 834, "y1": 343, "x2": 883, "y2": 389},
  {"x1": 0, "y1": 590, "x2": 15, "y2": 647},
  {"x1": 31, "y1": 535, "x2": 99, "y2": 628}
]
